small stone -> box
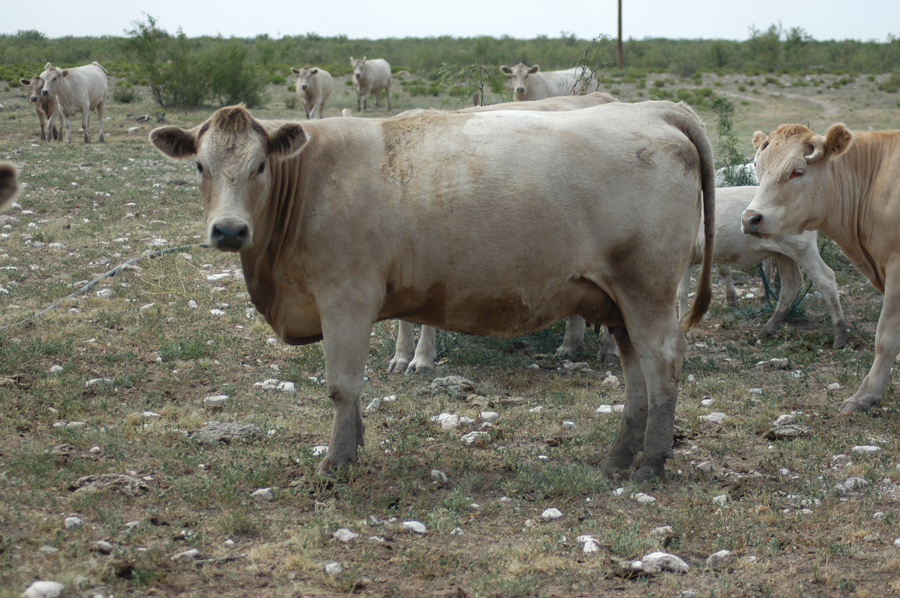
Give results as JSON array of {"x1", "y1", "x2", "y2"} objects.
[
  {"x1": 251, "y1": 488, "x2": 273, "y2": 502},
  {"x1": 827, "y1": 382, "x2": 841, "y2": 392},
  {"x1": 874, "y1": 512, "x2": 886, "y2": 521},
  {"x1": 429, "y1": 376, "x2": 475, "y2": 395},
  {"x1": 562, "y1": 420, "x2": 576, "y2": 429},
  {"x1": 852, "y1": 445, "x2": 881, "y2": 456},
  {"x1": 894, "y1": 538, "x2": 900, "y2": 548},
  {"x1": 65, "y1": 516, "x2": 83, "y2": 529},
  {"x1": 430, "y1": 469, "x2": 448, "y2": 483},
  {"x1": 334, "y1": 528, "x2": 359, "y2": 543},
  {"x1": 451, "y1": 527, "x2": 464, "y2": 535},
  {"x1": 224, "y1": 539, "x2": 235, "y2": 547},
  {"x1": 209, "y1": 309, "x2": 225, "y2": 316},
  {"x1": 700, "y1": 412, "x2": 726, "y2": 426},
  {"x1": 632, "y1": 492, "x2": 656, "y2": 504},
  {"x1": 641, "y1": 551, "x2": 690, "y2": 574},
  {"x1": 96, "y1": 540, "x2": 113, "y2": 554},
  {"x1": 541, "y1": 508, "x2": 563, "y2": 520},
  {"x1": 528, "y1": 406, "x2": 543, "y2": 413},
  {"x1": 706, "y1": 549, "x2": 733, "y2": 569},
  {"x1": 773, "y1": 414, "x2": 795, "y2": 426},
  {"x1": 204, "y1": 394, "x2": 229, "y2": 406},
  {"x1": 480, "y1": 411, "x2": 499, "y2": 423},
  {"x1": 402, "y1": 520, "x2": 427, "y2": 534},
  {"x1": 312, "y1": 445, "x2": 328, "y2": 456},
  {"x1": 324, "y1": 561, "x2": 343, "y2": 575},
  {"x1": 700, "y1": 398, "x2": 714, "y2": 407},
  {"x1": 651, "y1": 525, "x2": 673, "y2": 536},
  {"x1": 188, "y1": 300, "x2": 198, "y2": 309},
  {"x1": 577, "y1": 534, "x2": 599, "y2": 553},
  {"x1": 461, "y1": 431, "x2": 490, "y2": 446},
  {"x1": 695, "y1": 461, "x2": 714, "y2": 473},
  {"x1": 50, "y1": 365, "x2": 63, "y2": 374},
  {"x1": 712, "y1": 494, "x2": 728, "y2": 506},
  {"x1": 764, "y1": 424, "x2": 812, "y2": 440},
  {"x1": 22, "y1": 581, "x2": 66, "y2": 598},
  {"x1": 172, "y1": 548, "x2": 200, "y2": 561},
  {"x1": 601, "y1": 375, "x2": 620, "y2": 387},
  {"x1": 365, "y1": 397, "x2": 381, "y2": 412},
  {"x1": 276, "y1": 381, "x2": 296, "y2": 393}
]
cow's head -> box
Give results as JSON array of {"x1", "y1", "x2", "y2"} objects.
[
  {"x1": 38, "y1": 63, "x2": 68, "y2": 97},
  {"x1": 741, "y1": 123, "x2": 853, "y2": 238},
  {"x1": 291, "y1": 66, "x2": 318, "y2": 90},
  {"x1": 500, "y1": 63, "x2": 540, "y2": 101},
  {"x1": 0, "y1": 161, "x2": 19, "y2": 212},
  {"x1": 149, "y1": 105, "x2": 309, "y2": 252},
  {"x1": 20, "y1": 75, "x2": 45, "y2": 103},
  {"x1": 350, "y1": 56, "x2": 367, "y2": 81}
]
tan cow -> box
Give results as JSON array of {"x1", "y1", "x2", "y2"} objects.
[
  {"x1": 19, "y1": 75, "x2": 59, "y2": 141},
  {"x1": 38, "y1": 62, "x2": 108, "y2": 143},
  {"x1": 0, "y1": 161, "x2": 19, "y2": 211},
  {"x1": 499, "y1": 63, "x2": 599, "y2": 102},
  {"x1": 350, "y1": 57, "x2": 391, "y2": 112},
  {"x1": 741, "y1": 123, "x2": 900, "y2": 413},
  {"x1": 149, "y1": 101, "x2": 715, "y2": 482},
  {"x1": 290, "y1": 67, "x2": 334, "y2": 119},
  {"x1": 389, "y1": 91, "x2": 619, "y2": 374}
]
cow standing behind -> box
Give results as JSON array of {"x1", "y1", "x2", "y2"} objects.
[
  {"x1": 350, "y1": 57, "x2": 391, "y2": 112},
  {"x1": 19, "y1": 75, "x2": 59, "y2": 142},
  {"x1": 500, "y1": 63, "x2": 599, "y2": 102},
  {"x1": 38, "y1": 62, "x2": 108, "y2": 143},
  {"x1": 149, "y1": 101, "x2": 715, "y2": 482},
  {"x1": 0, "y1": 162, "x2": 19, "y2": 211},
  {"x1": 290, "y1": 67, "x2": 334, "y2": 119},
  {"x1": 742, "y1": 123, "x2": 900, "y2": 414}
]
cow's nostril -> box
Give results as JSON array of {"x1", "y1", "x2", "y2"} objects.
[
  {"x1": 749, "y1": 214, "x2": 763, "y2": 227},
  {"x1": 211, "y1": 222, "x2": 250, "y2": 250}
]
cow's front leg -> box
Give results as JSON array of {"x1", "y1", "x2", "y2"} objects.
[
  {"x1": 600, "y1": 327, "x2": 648, "y2": 475},
  {"x1": 555, "y1": 316, "x2": 586, "y2": 358},
  {"x1": 841, "y1": 265, "x2": 900, "y2": 413},
  {"x1": 388, "y1": 321, "x2": 416, "y2": 373},
  {"x1": 59, "y1": 112, "x2": 72, "y2": 144},
  {"x1": 406, "y1": 325, "x2": 436, "y2": 373},
  {"x1": 81, "y1": 107, "x2": 92, "y2": 143},
  {"x1": 317, "y1": 312, "x2": 375, "y2": 476},
  {"x1": 96, "y1": 100, "x2": 105, "y2": 142},
  {"x1": 758, "y1": 255, "x2": 802, "y2": 339}
]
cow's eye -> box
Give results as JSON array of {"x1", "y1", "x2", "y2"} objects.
[
  {"x1": 790, "y1": 168, "x2": 805, "y2": 179},
  {"x1": 196, "y1": 162, "x2": 204, "y2": 174},
  {"x1": 257, "y1": 162, "x2": 266, "y2": 175}
]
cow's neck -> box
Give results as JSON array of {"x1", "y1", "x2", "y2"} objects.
[{"x1": 818, "y1": 132, "x2": 891, "y2": 292}]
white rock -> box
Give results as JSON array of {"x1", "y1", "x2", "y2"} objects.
[
  {"x1": 852, "y1": 445, "x2": 881, "y2": 456},
  {"x1": 700, "y1": 412, "x2": 727, "y2": 425},
  {"x1": 528, "y1": 405, "x2": 543, "y2": 413},
  {"x1": 172, "y1": 548, "x2": 200, "y2": 561},
  {"x1": 541, "y1": 508, "x2": 563, "y2": 520},
  {"x1": 188, "y1": 299, "x2": 198, "y2": 309},
  {"x1": 50, "y1": 365, "x2": 63, "y2": 374},
  {"x1": 209, "y1": 309, "x2": 225, "y2": 316},
  {"x1": 22, "y1": 581, "x2": 66, "y2": 598},
  {"x1": 365, "y1": 397, "x2": 381, "y2": 412},
  {"x1": 431, "y1": 469, "x2": 448, "y2": 483},
  {"x1": 403, "y1": 520, "x2": 427, "y2": 534},
  {"x1": 142, "y1": 411, "x2": 161, "y2": 418},
  {"x1": 595, "y1": 404, "x2": 624, "y2": 415},
  {"x1": 601, "y1": 375, "x2": 620, "y2": 387},
  {"x1": 632, "y1": 492, "x2": 656, "y2": 504},
  {"x1": 324, "y1": 561, "x2": 343, "y2": 575},
  {"x1": 276, "y1": 381, "x2": 296, "y2": 393},
  {"x1": 451, "y1": 527, "x2": 464, "y2": 535},
  {"x1": 874, "y1": 512, "x2": 886, "y2": 521},
  {"x1": 894, "y1": 538, "x2": 900, "y2": 548},
  {"x1": 334, "y1": 528, "x2": 359, "y2": 543},
  {"x1": 96, "y1": 540, "x2": 113, "y2": 554},
  {"x1": 224, "y1": 539, "x2": 235, "y2": 547},
  {"x1": 204, "y1": 394, "x2": 229, "y2": 405},
  {"x1": 480, "y1": 411, "x2": 499, "y2": 423},
  {"x1": 312, "y1": 445, "x2": 328, "y2": 456},
  {"x1": 700, "y1": 398, "x2": 715, "y2": 407},
  {"x1": 65, "y1": 516, "x2": 83, "y2": 529},
  {"x1": 461, "y1": 431, "x2": 490, "y2": 446},
  {"x1": 641, "y1": 551, "x2": 690, "y2": 574},
  {"x1": 251, "y1": 488, "x2": 273, "y2": 502},
  {"x1": 651, "y1": 525, "x2": 673, "y2": 536},
  {"x1": 562, "y1": 420, "x2": 576, "y2": 429},
  {"x1": 577, "y1": 534, "x2": 599, "y2": 553},
  {"x1": 712, "y1": 494, "x2": 728, "y2": 506},
  {"x1": 749, "y1": 388, "x2": 763, "y2": 395},
  {"x1": 96, "y1": 288, "x2": 112, "y2": 298},
  {"x1": 827, "y1": 382, "x2": 841, "y2": 392},
  {"x1": 773, "y1": 414, "x2": 795, "y2": 426},
  {"x1": 613, "y1": 487, "x2": 625, "y2": 496},
  {"x1": 139, "y1": 303, "x2": 155, "y2": 311},
  {"x1": 835, "y1": 476, "x2": 869, "y2": 495},
  {"x1": 706, "y1": 549, "x2": 733, "y2": 569},
  {"x1": 85, "y1": 378, "x2": 113, "y2": 388}
]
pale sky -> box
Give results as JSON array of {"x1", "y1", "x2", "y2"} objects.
[{"x1": 3, "y1": 1, "x2": 897, "y2": 42}]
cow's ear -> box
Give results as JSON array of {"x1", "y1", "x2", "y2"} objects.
[
  {"x1": 20, "y1": 78, "x2": 31, "y2": 86},
  {"x1": 44, "y1": 62, "x2": 52, "y2": 70},
  {"x1": 61, "y1": 69, "x2": 70, "y2": 78},
  {"x1": 824, "y1": 123, "x2": 853, "y2": 157},
  {"x1": 752, "y1": 131, "x2": 768, "y2": 151},
  {"x1": 500, "y1": 65, "x2": 512, "y2": 74},
  {"x1": 0, "y1": 162, "x2": 18, "y2": 210},
  {"x1": 310, "y1": 68, "x2": 319, "y2": 74},
  {"x1": 528, "y1": 65, "x2": 540, "y2": 74},
  {"x1": 268, "y1": 123, "x2": 309, "y2": 159},
  {"x1": 290, "y1": 67, "x2": 300, "y2": 75},
  {"x1": 149, "y1": 126, "x2": 198, "y2": 159}
]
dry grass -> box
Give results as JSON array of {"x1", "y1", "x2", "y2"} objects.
[{"x1": 1, "y1": 71, "x2": 900, "y2": 597}]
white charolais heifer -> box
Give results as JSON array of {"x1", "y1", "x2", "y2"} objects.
[
  {"x1": 38, "y1": 61, "x2": 108, "y2": 143},
  {"x1": 0, "y1": 161, "x2": 19, "y2": 210},
  {"x1": 20, "y1": 75, "x2": 59, "y2": 141},
  {"x1": 350, "y1": 57, "x2": 391, "y2": 112},
  {"x1": 149, "y1": 101, "x2": 715, "y2": 482},
  {"x1": 742, "y1": 123, "x2": 900, "y2": 413},
  {"x1": 499, "y1": 63, "x2": 598, "y2": 101},
  {"x1": 681, "y1": 185, "x2": 847, "y2": 348},
  {"x1": 290, "y1": 67, "x2": 334, "y2": 119}
]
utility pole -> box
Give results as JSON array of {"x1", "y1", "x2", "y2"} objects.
[{"x1": 617, "y1": 0, "x2": 623, "y2": 69}]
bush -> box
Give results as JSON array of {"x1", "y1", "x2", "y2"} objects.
[{"x1": 112, "y1": 82, "x2": 138, "y2": 103}]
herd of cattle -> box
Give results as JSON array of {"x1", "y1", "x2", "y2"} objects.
[{"x1": 4, "y1": 56, "x2": 900, "y2": 481}]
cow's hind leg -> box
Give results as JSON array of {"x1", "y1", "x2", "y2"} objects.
[
  {"x1": 600, "y1": 327, "x2": 648, "y2": 475},
  {"x1": 407, "y1": 325, "x2": 437, "y2": 373},
  {"x1": 758, "y1": 255, "x2": 802, "y2": 339},
  {"x1": 840, "y1": 263, "x2": 900, "y2": 413},
  {"x1": 317, "y1": 311, "x2": 375, "y2": 475},
  {"x1": 555, "y1": 316, "x2": 586, "y2": 358},
  {"x1": 81, "y1": 106, "x2": 92, "y2": 143},
  {"x1": 97, "y1": 100, "x2": 105, "y2": 142},
  {"x1": 388, "y1": 321, "x2": 416, "y2": 373}
]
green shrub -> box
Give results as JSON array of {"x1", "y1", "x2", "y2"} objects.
[
  {"x1": 270, "y1": 74, "x2": 286, "y2": 85},
  {"x1": 112, "y1": 81, "x2": 138, "y2": 103}
]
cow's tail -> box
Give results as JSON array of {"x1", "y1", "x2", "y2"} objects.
[
  {"x1": 675, "y1": 102, "x2": 715, "y2": 331},
  {"x1": 93, "y1": 62, "x2": 108, "y2": 75}
]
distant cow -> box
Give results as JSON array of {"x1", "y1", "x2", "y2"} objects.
[
  {"x1": 0, "y1": 161, "x2": 19, "y2": 211},
  {"x1": 388, "y1": 91, "x2": 619, "y2": 374},
  {"x1": 149, "y1": 100, "x2": 714, "y2": 482},
  {"x1": 742, "y1": 123, "x2": 900, "y2": 414},
  {"x1": 39, "y1": 61, "x2": 108, "y2": 143},
  {"x1": 19, "y1": 75, "x2": 59, "y2": 141},
  {"x1": 500, "y1": 63, "x2": 598, "y2": 101},
  {"x1": 350, "y1": 57, "x2": 391, "y2": 112},
  {"x1": 290, "y1": 67, "x2": 334, "y2": 119}
]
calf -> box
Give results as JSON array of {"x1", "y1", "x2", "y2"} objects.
[{"x1": 19, "y1": 75, "x2": 59, "y2": 141}]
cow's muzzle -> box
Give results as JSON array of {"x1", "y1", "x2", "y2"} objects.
[
  {"x1": 41, "y1": 90, "x2": 49, "y2": 96},
  {"x1": 301, "y1": 84, "x2": 309, "y2": 90},
  {"x1": 30, "y1": 95, "x2": 39, "y2": 103},
  {"x1": 210, "y1": 219, "x2": 251, "y2": 251},
  {"x1": 741, "y1": 210, "x2": 764, "y2": 236}
]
